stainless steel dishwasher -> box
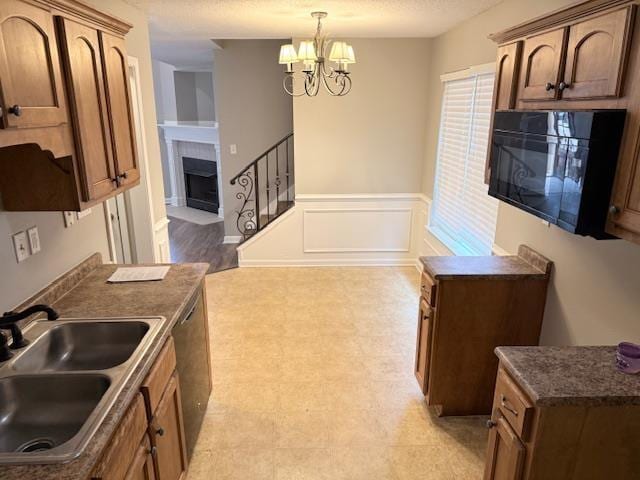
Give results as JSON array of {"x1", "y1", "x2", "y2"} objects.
[{"x1": 172, "y1": 287, "x2": 211, "y2": 460}]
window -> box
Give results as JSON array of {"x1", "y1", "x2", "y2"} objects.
[{"x1": 430, "y1": 64, "x2": 499, "y2": 256}]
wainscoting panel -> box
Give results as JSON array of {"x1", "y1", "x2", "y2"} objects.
[
  {"x1": 237, "y1": 194, "x2": 431, "y2": 267},
  {"x1": 303, "y1": 208, "x2": 412, "y2": 253}
]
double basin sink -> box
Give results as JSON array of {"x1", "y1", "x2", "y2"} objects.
[{"x1": 0, "y1": 317, "x2": 163, "y2": 464}]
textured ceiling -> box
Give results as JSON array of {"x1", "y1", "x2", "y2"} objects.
[{"x1": 125, "y1": 0, "x2": 504, "y2": 68}]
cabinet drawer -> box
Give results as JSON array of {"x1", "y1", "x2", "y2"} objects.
[
  {"x1": 493, "y1": 368, "x2": 534, "y2": 440},
  {"x1": 141, "y1": 336, "x2": 177, "y2": 418},
  {"x1": 420, "y1": 272, "x2": 437, "y2": 306},
  {"x1": 92, "y1": 393, "x2": 148, "y2": 480}
]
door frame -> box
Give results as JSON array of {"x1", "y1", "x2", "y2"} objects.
[{"x1": 104, "y1": 56, "x2": 169, "y2": 263}]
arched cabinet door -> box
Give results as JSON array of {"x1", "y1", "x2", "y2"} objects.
[
  {"x1": 562, "y1": 6, "x2": 635, "y2": 100},
  {"x1": 493, "y1": 42, "x2": 522, "y2": 110},
  {"x1": 0, "y1": 0, "x2": 67, "y2": 128},
  {"x1": 100, "y1": 32, "x2": 140, "y2": 187},
  {"x1": 57, "y1": 17, "x2": 117, "y2": 202},
  {"x1": 519, "y1": 28, "x2": 567, "y2": 101}
]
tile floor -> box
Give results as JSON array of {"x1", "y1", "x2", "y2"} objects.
[{"x1": 190, "y1": 266, "x2": 488, "y2": 480}]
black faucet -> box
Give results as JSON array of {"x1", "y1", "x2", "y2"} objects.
[{"x1": 0, "y1": 304, "x2": 59, "y2": 360}]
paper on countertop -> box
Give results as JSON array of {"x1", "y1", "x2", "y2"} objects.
[{"x1": 107, "y1": 266, "x2": 170, "y2": 283}]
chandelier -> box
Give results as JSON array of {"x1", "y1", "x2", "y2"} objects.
[{"x1": 279, "y1": 12, "x2": 356, "y2": 97}]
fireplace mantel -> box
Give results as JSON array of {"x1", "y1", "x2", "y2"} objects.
[{"x1": 158, "y1": 121, "x2": 222, "y2": 216}]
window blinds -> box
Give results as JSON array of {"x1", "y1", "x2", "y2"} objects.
[{"x1": 430, "y1": 69, "x2": 499, "y2": 256}]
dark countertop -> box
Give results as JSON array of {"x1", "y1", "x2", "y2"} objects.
[
  {"x1": 419, "y1": 244, "x2": 552, "y2": 280},
  {"x1": 0, "y1": 254, "x2": 208, "y2": 480},
  {"x1": 496, "y1": 346, "x2": 640, "y2": 407}
]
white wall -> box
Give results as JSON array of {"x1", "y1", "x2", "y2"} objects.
[
  {"x1": 213, "y1": 40, "x2": 293, "y2": 236},
  {"x1": 174, "y1": 71, "x2": 215, "y2": 122},
  {"x1": 294, "y1": 38, "x2": 431, "y2": 195},
  {"x1": 152, "y1": 59, "x2": 177, "y2": 122},
  {"x1": 152, "y1": 59, "x2": 177, "y2": 196},
  {"x1": 194, "y1": 72, "x2": 215, "y2": 121},
  {"x1": 422, "y1": 0, "x2": 640, "y2": 345}
]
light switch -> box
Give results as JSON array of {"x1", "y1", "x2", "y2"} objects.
[
  {"x1": 12, "y1": 231, "x2": 30, "y2": 263},
  {"x1": 229, "y1": 144, "x2": 237, "y2": 155},
  {"x1": 27, "y1": 226, "x2": 40, "y2": 254}
]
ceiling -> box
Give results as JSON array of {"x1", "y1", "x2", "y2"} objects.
[{"x1": 125, "y1": 0, "x2": 504, "y2": 69}]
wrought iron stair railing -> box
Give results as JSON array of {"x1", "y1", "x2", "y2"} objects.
[{"x1": 230, "y1": 133, "x2": 294, "y2": 241}]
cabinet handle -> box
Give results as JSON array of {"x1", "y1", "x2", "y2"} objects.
[
  {"x1": 558, "y1": 81, "x2": 570, "y2": 91},
  {"x1": 156, "y1": 426, "x2": 165, "y2": 436},
  {"x1": 609, "y1": 205, "x2": 620, "y2": 215},
  {"x1": 149, "y1": 446, "x2": 157, "y2": 456},
  {"x1": 486, "y1": 420, "x2": 497, "y2": 429},
  {"x1": 118, "y1": 172, "x2": 129, "y2": 180},
  {"x1": 545, "y1": 82, "x2": 555, "y2": 91},
  {"x1": 8, "y1": 105, "x2": 22, "y2": 117},
  {"x1": 500, "y1": 394, "x2": 519, "y2": 416}
]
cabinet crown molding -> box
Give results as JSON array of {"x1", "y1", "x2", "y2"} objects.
[
  {"x1": 36, "y1": 0, "x2": 132, "y2": 35},
  {"x1": 488, "y1": 0, "x2": 633, "y2": 43}
]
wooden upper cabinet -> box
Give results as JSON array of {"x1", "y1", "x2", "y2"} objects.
[
  {"x1": 493, "y1": 42, "x2": 522, "y2": 110},
  {"x1": 562, "y1": 7, "x2": 635, "y2": 99},
  {"x1": 520, "y1": 28, "x2": 567, "y2": 101},
  {"x1": 57, "y1": 17, "x2": 117, "y2": 202},
  {"x1": 100, "y1": 32, "x2": 139, "y2": 186},
  {"x1": 0, "y1": 0, "x2": 66, "y2": 128}
]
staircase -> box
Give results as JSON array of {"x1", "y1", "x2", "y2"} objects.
[{"x1": 230, "y1": 133, "x2": 294, "y2": 242}]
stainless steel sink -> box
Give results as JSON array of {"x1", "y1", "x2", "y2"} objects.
[
  {"x1": 0, "y1": 374, "x2": 110, "y2": 454},
  {"x1": 12, "y1": 321, "x2": 150, "y2": 372},
  {"x1": 0, "y1": 317, "x2": 163, "y2": 465}
]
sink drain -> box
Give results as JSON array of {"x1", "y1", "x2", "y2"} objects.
[{"x1": 17, "y1": 438, "x2": 55, "y2": 453}]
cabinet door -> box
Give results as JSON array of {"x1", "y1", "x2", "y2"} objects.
[
  {"x1": 150, "y1": 373, "x2": 188, "y2": 480},
  {"x1": 100, "y1": 32, "x2": 140, "y2": 187},
  {"x1": 414, "y1": 299, "x2": 433, "y2": 395},
  {"x1": 484, "y1": 415, "x2": 525, "y2": 480},
  {"x1": 493, "y1": 42, "x2": 522, "y2": 110},
  {"x1": 520, "y1": 28, "x2": 567, "y2": 101},
  {"x1": 0, "y1": 0, "x2": 66, "y2": 128},
  {"x1": 57, "y1": 17, "x2": 117, "y2": 202},
  {"x1": 562, "y1": 7, "x2": 635, "y2": 99},
  {"x1": 125, "y1": 435, "x2": 157, "y2": 480}
]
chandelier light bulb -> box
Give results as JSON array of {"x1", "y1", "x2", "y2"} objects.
[{"x1": 278, "y1": 12, "x2": 354, "y2": 97}]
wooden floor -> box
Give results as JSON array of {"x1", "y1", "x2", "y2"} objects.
[{"x1": 168, "y1": 216, "x2": 238, "y2": 274}]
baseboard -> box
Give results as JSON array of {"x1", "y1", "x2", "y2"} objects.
[
  {"x1": 223, "y1": 235, "x2": 241, "y2": 244},
  {"x1": 239, "y1": 258, "x2": 420, "y2": 267}
]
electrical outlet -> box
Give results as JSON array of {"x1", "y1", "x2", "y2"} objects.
[
  {"x1": 27, "y1": 226, "x2": 40, "y2": 254},
  {"x1": 229, "y1": 144, "x2": 237, "y2": 155},
  {"x1": 12, "y1": 231, "x2": 30, "y2": 263},
  {"x1": 63, "y1": 211, "x2": 76, "y2": 227}
]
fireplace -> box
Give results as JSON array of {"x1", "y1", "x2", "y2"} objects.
[{"x1": 182, "y1": 156, "x2": 219, "y2": 214}]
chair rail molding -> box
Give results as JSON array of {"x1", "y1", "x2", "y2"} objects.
[{"x1": 237, "y1": 193, "x2": 433, "y2": 266}]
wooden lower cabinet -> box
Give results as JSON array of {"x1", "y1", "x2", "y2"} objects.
[
  {"x1": 149, "y1": 374, "x2": 188, "y2": 480},
  {"x1": 484, "y1": 365, "x2": 640, "y2": 480},
  {"x1": 125, "y1": 436, "x2": 156, "y2": 480},
  {"x1": 414, "y1": 246, "x2": 552, "y2": 416},
  {"x1": 484, "y1": 414, "x2": 525, "y2": 480},
  {"x1": 414, "y1": 299, "x2": 432, "y2": 395},
  {"x1": 92, "y1": 337, "x2": 188, "y2": 480}
]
